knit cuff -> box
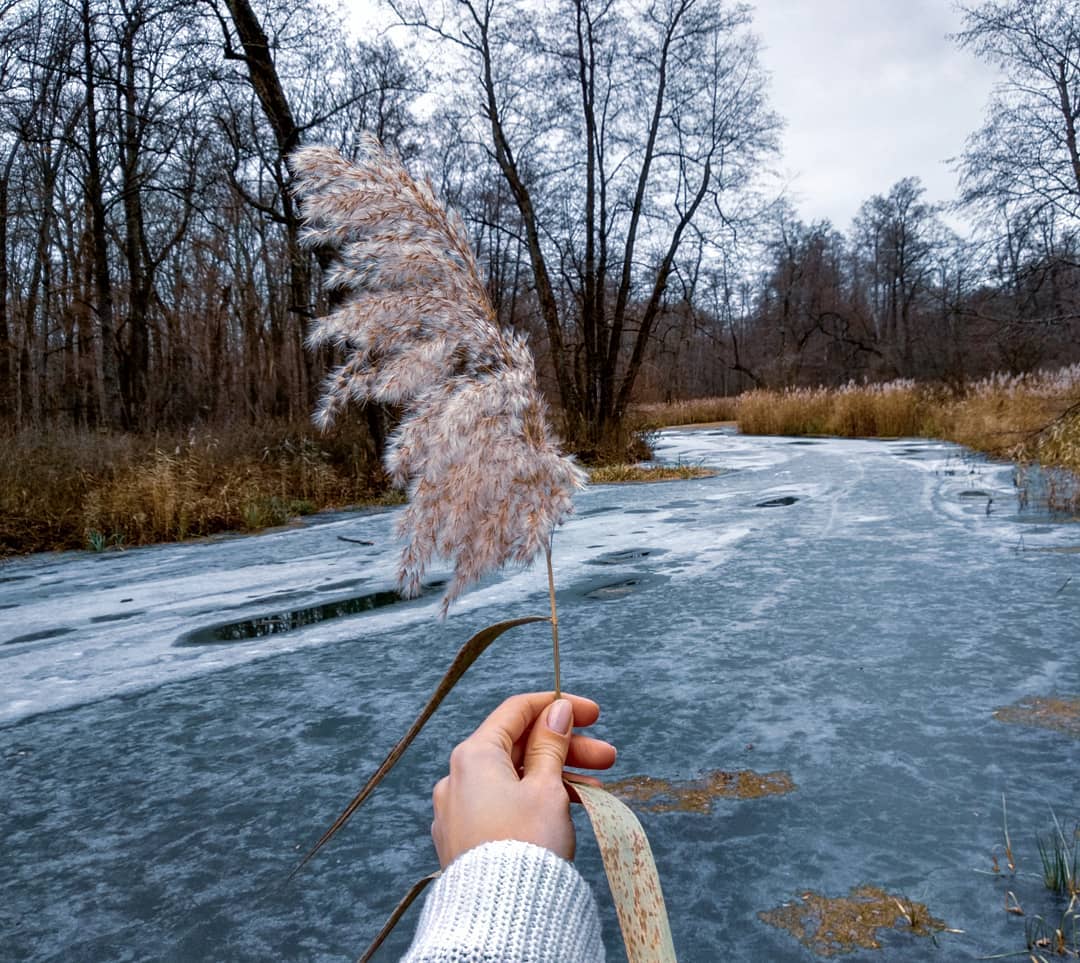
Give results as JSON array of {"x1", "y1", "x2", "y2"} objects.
[{"x1": 401, "y1": 840, "x2": 605, "y2": 962}]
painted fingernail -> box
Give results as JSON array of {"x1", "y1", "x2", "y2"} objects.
[{"x1": 547, "y1": 699, "x2": 572, "y2": 734}]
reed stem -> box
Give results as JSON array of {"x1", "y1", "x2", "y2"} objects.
[{"x1": 546, "y1": 541, "x2": 560, "y2": 699}]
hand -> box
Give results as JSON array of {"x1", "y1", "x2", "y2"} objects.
[{"x1": 430, "y1": 692, "x2": 617, "y2": 867}]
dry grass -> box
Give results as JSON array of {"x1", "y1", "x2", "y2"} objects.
[
  {"x1": 0, "y1": 420, "x2": 394, "y2": 556},
  {"x1": 588, "y1": 463, "x2": 716, "y2": 484},
  {"x1": 631, "y1": 396, "x2": 739, "y2": 429}
]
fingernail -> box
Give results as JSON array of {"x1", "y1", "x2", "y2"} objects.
[{"x1": 547, "y1": 699, "x2": 572, "y2": 734}]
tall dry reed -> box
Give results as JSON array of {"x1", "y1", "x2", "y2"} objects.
[{"x1": 0, "y1": 421, "x2": 387, "y2": 556}]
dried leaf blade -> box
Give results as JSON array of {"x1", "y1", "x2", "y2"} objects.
[
  {"x1": 573, "y1": 782, "x2": 678, "y2": 962},
  {"x1": 290, "y1": 615, "x2": 547, "y2": 880},
  {"x1": 357, "y1": 870, "x2": 440, "y2": 963}
]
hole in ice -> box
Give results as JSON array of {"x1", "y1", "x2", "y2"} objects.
[
  {"x1": 0, "y1": 603, "x2": 18, "y2": 610},
  {"x1": 624, "y1": 508, "x2": 657, "y2": 515},
  {"x1": 660, "y1": 500, "x2": 699, "y2": 509},
  {"x1": 958, "y1": 490, "x2": 992, "y2": 498},
  {"x1": 90, "y1": 610, "x2": 145, "y2": 623},
  {"x1": 586, "y1": 548, "x2": 665, "y2": 565},
  {"x1": 175, "y1": 580, "x2": 447, "y2": 645},
  {"x1": 584, "y1": 579, "x2": 642, "y2": 600},
  {"x1": 0, "y1": 574, "x2": 31, "y2": 583},
  {"x1": 786, "y1": 440, "x2": 821, "y2": 445},
  {"x1": 755, "y1": 496, "x2": 799, "y2": 507},
  {"x1": 578, "y1": 505, "x2": 619, "y2": 517},
  {"x1": 4, "y1": 627, "x2": 75, "y2": 646}
]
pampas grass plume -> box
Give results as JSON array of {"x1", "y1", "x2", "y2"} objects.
[{"x1": 290, "y1": 137, "x2": 586, "y2": 611}]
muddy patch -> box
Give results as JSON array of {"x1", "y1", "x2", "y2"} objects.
[
  {"x1": 606, "y1": 769, "x2": 796, "y2": 813},
  {"x1": 176, "y1": 581, "x2": 446, "y2": 645},
  {"x1": 584, "y1": 579, "x2": 643, "y2": 601},
  {"x1": 755, "y1": 495, "x2": 799, "y2": 508},
  {"x1": 586, "y1": 548, "x2": 666, "y2": 566},
  {"x1": 578, "y1": 505, "x2": 619, "y2": 518},
  {"x1": 315, "y1": 578, "x2": 369, "y2": 593},
  {"x1": 759, "y1": 886, "x2": 947, "y2": 957},
  {"x1": 4, "y1": 627, "x2": 75, "y2": 646},
  {"x1": 89, "y1": 611, "x2": 145, "y2": 624},
  {"x1": 993, "y1": 695, "x2": 1080, "y2": 738}
]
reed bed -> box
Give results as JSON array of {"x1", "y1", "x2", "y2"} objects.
[
  {"x1": 0, "y1": 421, "x2": 392, "y2": 556},
  {"x1": 639, "y1": 365, "x2": 1080, "y2": 512}
]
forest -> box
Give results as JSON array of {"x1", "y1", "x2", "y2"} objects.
[{"x1": 1, "y1": 0, "x2": 1079, "y2": 547}]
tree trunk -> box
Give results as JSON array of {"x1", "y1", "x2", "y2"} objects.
[
  {"x1": 0, "y1": 145, "x2": 15, "y2": 421},
  {"x1": 82, "y1": 0, "x2": 124, "y2": 427},
  {"x1": 221, "y1": 0, "x2": 308, "y2": 417}
]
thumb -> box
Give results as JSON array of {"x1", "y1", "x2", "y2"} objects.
[{"x1": 521, "y1": 698, "x2": 573, "y2": 784}]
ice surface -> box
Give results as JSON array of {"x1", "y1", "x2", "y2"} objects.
[{"x1": 2, "y1": 428, "x2": 1078, "y2": 961}]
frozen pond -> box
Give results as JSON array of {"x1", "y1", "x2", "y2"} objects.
[{"x1": 2, "y1": 428, "x2": 1078, "y2": 961}]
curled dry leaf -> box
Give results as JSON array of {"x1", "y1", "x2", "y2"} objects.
[
  {"x1": 290, "y1": 138, "x2": 585, "y2": 612},
  {"x1": 572, "y1": 782, "x2": 678, "y2": 963},
  {"x1": 291, "y1": 616, "x2": 547, "y2": 879}
]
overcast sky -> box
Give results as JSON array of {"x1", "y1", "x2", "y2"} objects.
[
  {"x1": 346, "y1": 0, "x2": 1004, "y2": 234},
  {"x1": 750, "y1": 0, "x2": 1003, "y2": 232}
]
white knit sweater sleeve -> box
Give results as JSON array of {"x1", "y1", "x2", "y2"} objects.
[{"x1": 401, "y1": 840, "x2": 605, "y2": 962}]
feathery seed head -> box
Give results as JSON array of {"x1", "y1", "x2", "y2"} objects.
[{"x1": 290, "y1": 138, "x2": 586, "y2": 613}]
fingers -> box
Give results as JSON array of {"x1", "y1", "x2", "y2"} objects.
[
  {"x1": 520, "y1": 698, "x2": 574, "y2": 785},
  {"x1": 566, "y1": 734, "x2": 617, "y2": 771},
  {"x1": 473, "y1": 692, "x2": 600, "y2": 755}
]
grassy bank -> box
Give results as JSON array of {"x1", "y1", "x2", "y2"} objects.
[
  {"x1": 638, "y1": 365, "x2": 1080, "y2": 512},
  {"x1": 0, "y1": 421, "x2": 397, "y2": 556},
  {"x1": 6, "y1": 366, "x2": 1078, "y2": 558}
]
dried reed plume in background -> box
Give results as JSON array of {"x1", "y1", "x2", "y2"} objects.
[{"x1": 290, "y1": 137, "x2": 586, "y2": 610}]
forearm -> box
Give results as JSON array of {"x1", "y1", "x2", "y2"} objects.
[{"x1": 402, "y1": 840, "x2": 605, "y2": 962}]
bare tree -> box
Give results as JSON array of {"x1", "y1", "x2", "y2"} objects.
[
  {"x1": 955, "y1": 0, "x2": 1080, "y2": 221},
  {"x1": 393, "y1": 0, "x2": 778, "y2": 447}
]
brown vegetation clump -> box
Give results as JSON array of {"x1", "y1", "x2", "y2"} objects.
[
  {"x1": 606, "y1": 769, "x2": 796, "y2": 813},
  {"x1": 759, "y1": 886, "x2": 947, "y2": 957},
  {"x1": 588, "y1": 464, "x2": 717, "y2": 484},
  {"x1": 993, "y1": 695, "x2": 1080, "y2": 739},
  {"x1": 291, "y1": 139, "x2": 585, "y2": 609}
]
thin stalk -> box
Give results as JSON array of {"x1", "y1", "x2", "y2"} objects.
[{"x1": 546, "y1": 541, "x2": 560, "y2": 699}]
